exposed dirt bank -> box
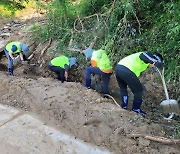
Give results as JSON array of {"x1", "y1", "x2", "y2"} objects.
[{"x1": 0, "y1": 72, "x2": 179, "y2": 154}]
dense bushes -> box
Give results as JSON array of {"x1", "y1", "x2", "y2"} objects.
[{"x1": 0, "y1": 0, "x2": 29, "y2": 17}]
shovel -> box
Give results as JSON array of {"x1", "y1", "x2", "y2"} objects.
[{"x1": 156, "y1": 67, "x2": 180, "y2": 119}]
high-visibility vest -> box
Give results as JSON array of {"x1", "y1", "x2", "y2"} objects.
[
  {"x1": 6, "y1": 42, "x2": 21, "y2": 54},
  {"x1": 50, "y1": 56, "x2": 69, "y2": 69},
  {"x1": 118, "y1": 52, "x2": 149, "y2": 77},
  {"x1": 91, "y1": 49, "x2": 113, "y2": 73}
]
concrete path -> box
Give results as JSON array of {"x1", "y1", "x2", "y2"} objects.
[{"x1": 0, "y1": 104, "x2": 111, "y2": 154}]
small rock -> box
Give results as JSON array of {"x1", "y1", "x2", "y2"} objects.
[
  {"x1": 1, "y1": 33, "x2": 11, "y2": 37},
  {"x1": 114, "y1": 127, "x2": 125, "y2": 136},
  {"x1": 13, "y1": 24, "x2": 21, "y2": 27},
  {"x1": 2, "y1": 28, "x2": 11, "y2": 33},
  {"x1": 3, "y1": 26, "x2": 10, "y2": 29},
  {"x1": 138, "y1": 137, "x2": 150, "y2": 147},
  {"x1": 12, "y1": 20, "x2": 20, "y2": 24},
  {"x1": 95, "y1": 98, "x2": 101, "y2": 103}
]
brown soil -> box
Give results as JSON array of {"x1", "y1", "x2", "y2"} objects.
[{"x1": 0, "y1": 10, "x2": 179, "y2": 154}]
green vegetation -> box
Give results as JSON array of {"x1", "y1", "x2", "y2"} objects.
[{"x1": 0, "y1": 0, "x2": 29, "y2": 17}]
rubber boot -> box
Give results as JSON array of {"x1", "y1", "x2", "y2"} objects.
[
  {"x1": 61, "y1": 76, "x2": 66, "y2": 83},
  {"x1": 132, "y1": 100, "x2": 146, "y2": 115},
  {"x1": 56, "y1": 73, "x2": 61, "y2": 81},
  {"x1": 85, "y1": 78, "x2": 91, "y2": 89},
  {"x1": 8, "y1": 68, "x2": 14, "y2": 76},
  {"x1": 121, "y1": 96, "x2": 128, "y2": 109}
]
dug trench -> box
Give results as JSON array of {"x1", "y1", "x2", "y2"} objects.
[{"x1": 0, "y1": 18, "x2": 180, "y2": 154}]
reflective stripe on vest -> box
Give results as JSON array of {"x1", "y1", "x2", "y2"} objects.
[
  {"x1": 6, "y1": 42, "x2": 21, "y2": 54},
  {"x1": 51, "y1": 56, "x2": 69, "y2": 69},
  {"x1": 118, "y1": 52, "x2": 149, "y2": 77},
  {"x1": 91, "y1": 49, "x2": 112, "y2": 73}
]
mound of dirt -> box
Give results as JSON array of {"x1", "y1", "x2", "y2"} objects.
[{"x1": 0, "y1": 72, "x2": 179, "y2": 154}]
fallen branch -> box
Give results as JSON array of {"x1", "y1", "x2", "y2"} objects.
[
  {"x1": 74, "y1": 13, "x2": 100, "y2": 33},
  {"x1": 88, "y1": 36, "x2": 98, "y2": 49},
  {"x1": 83, "y1": 13, "x2": 100, "y2": 22},
  {"x1": 78, "y1": 14, "x2": 84, "y2": 32},
  {"x1": 128, "y1": 133, "x2": 180, "y2": 145},
  {"x1": 39, "y1": 38, "x2": 52, "y2": 58},
  {"x1": 68, "y1": 36, "x2": 98, "y2": 54},
  {"x1": 27, "y1": 53, "x2": 34, "y2": 60},
  {"x1": 132, "y1": 9, "x2": 141, "y2": 34},
  {"x1": 68, "y1": 48, "x2": 83, "y2": 53},
  {"x1": 38, "y1": 38, "x2": 52, "y2": 64},
  {"x1": 68, "y1": 29, "x2": 74, "y2": 47},
  {"x1": 104, "y1": 0, "x2": 116, "y2": 19}
]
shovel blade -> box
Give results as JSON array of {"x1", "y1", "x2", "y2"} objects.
[{"x1": 160, "y1": 99, "x2": 180, "y2": 114}]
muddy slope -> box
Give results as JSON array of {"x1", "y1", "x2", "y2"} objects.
[{"x1": 0, "y1": 72, "x2": 179, "y2": 154}]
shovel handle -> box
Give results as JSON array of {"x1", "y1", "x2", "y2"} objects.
[{"x1": 157, "y1": 67, "x2": 169, "y2": 100}]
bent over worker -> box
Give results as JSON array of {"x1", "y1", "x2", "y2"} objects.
[
  {"x1": 48, "y1": 56, "x2": 77, "y2": 83},
  {"x1": 4, "y1": 41, "x2": 29, "y2": 76},
  {"x1": 84, "y1": 48, "x2": 113, "y2": 96},
  {"x1": 115, "y1": 52, "x2": 163, "y2": 115}
]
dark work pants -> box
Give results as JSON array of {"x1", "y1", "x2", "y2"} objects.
[
  {"x1": 115, "y1": 65, "x2": 143, "y2": 101},
  {"x1": 85, "y1": 66, "x2": 112, "y2": 94},
  {"x1": 4, "y1": 48, "x2": 13, "y2": 69},
  {"x1": 48, "y1": 64, "x2": 65, "y2": 82}
]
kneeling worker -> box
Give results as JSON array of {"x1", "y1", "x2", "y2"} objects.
[{"x1": 48, "y1": 56, "x2": 77, "y2": 83}]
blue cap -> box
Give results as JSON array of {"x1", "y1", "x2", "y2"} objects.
[
  {"x1": 11, "y1": 45, "x2": 17, "y2": 52},
  {"x1": 69, "y1": 57, "x2": 77, "y2": 68},
  {"x1": 84, "y1": 48, "x2": 94, "y2": 61}
]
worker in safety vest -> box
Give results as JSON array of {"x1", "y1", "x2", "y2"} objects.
[
  {"x1": 4, "y1": 41, "x2": 29, "y2": 76},
  {"x1": 115, "y1": 52, "x2": 163, "y2": 115},
  {"x1": 48, "y1": 56, "x2": 77, "y2": 83},
  {"x1": 84, "y1": 48, "x2": 113, "y2": 96}
]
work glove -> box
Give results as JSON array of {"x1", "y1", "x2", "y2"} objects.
[
  {"x1": 155, "y1": 61, "x2": 163, "y2": 68},
  {"x1": 153, "y1": 66, "x2": 159, "y2": 73}
]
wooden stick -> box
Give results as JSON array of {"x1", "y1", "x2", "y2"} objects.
[
  {"x1": 38, "y1": 38, "x2": 52, "y2": 64},
  {"x1": 68, "y1": 36, "x2": 98, "y2": 54},
  {"x1": 73, "y1": 13, "x2": 100, "y2": 33},
  {"x1": 88, "y1": 36, "x2": 98, "y2": 49},
  {"x1": 67, "y1": 47, "x2": 83, "y2": 53},
  {"x1": 40, "y1": 38, "x2": 52, "y2": 57},
  {"x1": 68, "y1": 29, "x2": 74, "y2": 47},
  {"x1": 128, "y1": 133, "x2": 180, "y2": 145}
]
